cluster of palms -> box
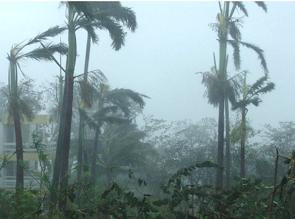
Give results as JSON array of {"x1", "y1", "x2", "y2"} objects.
[
  {"x1": 200, "y1": 2, "x2": 275, "y2": 189},
  {"x1": 0, "y1": 1, "x2": 279, "y2": 215},
  {"x1": 0, "y1": 1, "x2": 148, "y2": 213}
]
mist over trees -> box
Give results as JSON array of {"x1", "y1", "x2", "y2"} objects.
[{"x1": 0, "y1": 1, "x2": 293, "y2": 219}]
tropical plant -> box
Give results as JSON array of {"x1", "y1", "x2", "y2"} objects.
[
  {"x1": 51, "y1": 2, "x2": 137, "y2": 210},
  {"x1": 205, "y1": 1, "x2": 268, "y2": 189},
  {"x1": 81, "y1": 82, "x2": 147, "y2": 186},
  {"x1": 232, "y1": 73, "x2": 275, "y2": 178},
  {"x1": 96, "y1": 123, "x2": 154, "y2": 185},
  {"x1": 200, "y1": 65, "x2": 239, "y2": 189},
  {"x1": 3, "y1": 26, "x2": 66, "y2": 198}
]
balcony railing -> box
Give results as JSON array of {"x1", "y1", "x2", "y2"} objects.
[
  {"x1": 2, "y1": 142, "x2": 55, "y2": 152},
  {"x1": 1, "y1": 176, "x2": 39, "y2": 189}
]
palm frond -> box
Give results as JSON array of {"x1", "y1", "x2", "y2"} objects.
[
  {"x1": 70, "y1": 2, "x2": 95, "y2": 19},
  {"x1": 233, "y1": 2, "x2": 248, "y2": 17},
  {"x1": 97, "y1": 5, "x2": 137, "y2": 32},
  {"x1": 247, "y1": 75, "x2": 268, "y2": 96},
  {"x1": 76, "y1": 17, "x2": 99, "y2": 43},
  {"x1": 106, "y1": 88, "x2": 147, "y2": 109},
  {"x1": 94, "y1": 17, "x2": 126, "y2": 50},
  {"x1": 226, "y1": 76, "x2": 240, "y2": 105},
  {"x1": 19, "y1": 43, "x2": 68, "y2": 61},
  {"x1": 227, "y1": 40, "x2": 241, "y2": 70},
  {"x1": 201, "y1": 70, "x2": 222, "y2": 107},
  {"x1": 247, "y1": 96, "x2": 261, "y2": 106},
  {"x1": 255, "y1": 2, "x2": 267, "y2": 12},
  {"x1": 239, "y1": 41, "x2": 268, "y2": 73},
  {"x1": 79, "y1": 80, "x2": 97, "y2": 108},
  {"x1": 252, "y1": 82, "x2": 275, "y2": 96},
  {"x1": 27, "y1": 26, "x2": 66, "y2": 46},
  {"x1": 228, "y1": 20, "x2": 242, "y2": 41}
]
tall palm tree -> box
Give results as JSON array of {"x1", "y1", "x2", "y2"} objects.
[
  {"x1": 232, "y1": 73, "x2": 274, "y2": 178},
  {"x1": 5, "y1": 26, "x2": 66, "y2": 195},
  {"x1": 200, "y1": 64, "x2": 239, "y2": 189},
  {"x1": 209, "y1": 1, "x2": 268, "y2": 189},
  {"x1": 51, "y1": 2, "x2": 137, "y2": 209}
]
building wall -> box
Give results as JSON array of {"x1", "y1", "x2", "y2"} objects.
[{"x1": 0, "y1": 115, "x2": 53, "y2": 189}]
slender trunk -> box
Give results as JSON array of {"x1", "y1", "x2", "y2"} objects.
[
  {"x1": 76, "y1": 111, "x2": 84, "y2": 207},
  {"x1": 15, "y1": 110, "x2": 24, "y2": 219},
  {"x1": 9, "y1": 60, "x2": 24, "y2": 192},
  {"x1": 215, "y1": 2, "x2": 229, "y2": 190},
  {"x1": 216, "y1": 96, "x2": 224, "y2": 189},
  {"x1": 91, "y1": 129, "x2": 99, "y2": 185},
  {"x1": 225, "y1": 98, "x2": 231, "y2": 189},
  {"x1": 83, "y1": 33, "x2": 91, "y2": 82},
  {"x1": 76, "y1": 33, "x2": 91, "y2": 206},
  {"x1": 240, "y1": 106, "x2": 246, "y2": 178},
  {"x1": 51, "y1": 4, "x2": 77, "y2": 211},
  {"x1": 14, "y1": 109, "x2": 24, "y2": 191}
]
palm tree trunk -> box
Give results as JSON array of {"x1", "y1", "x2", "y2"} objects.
[
  {"x1": 216, "y1": 96, "x2": 224, "y2": 189},
  {"x1": 225, "y1": 98, "x2": 231, "y2": 189},
  {"x1": 240, "y1": 106, "x2": 246, "y2": 178},
  {"x1": 76, "y1": 33, "x2": 91, "y2": 206},
  {"x1": 51, "y1": 4, "x2": 77, "y2": 211},
  {"x1": 14, "y1": 109, "x2": 24, "y2": 192},
  {"x1": 215, "y1": 2, "x2": 230, "y2": 190},
  {"x1": 91, "y1": 129, "x2": 99, "y2": 185},
  {"x1": 76, "y1": 111, "x2": 84, "y2": 207}
]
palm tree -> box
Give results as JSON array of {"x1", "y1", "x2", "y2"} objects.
[
  {"x1": 232, "y1": 73, "x2": 274, "y2": 178},
  {"x1": 51, "y1": 2, "x2": 137, "y2": 209},
  {"x1": 208, "y1": 1, "x2": 268, "y2": 189},
  {"x1": 76, "y1": 2, "x2": 136, "y2": 199},
  {"x1": 5, "y1": 26, "x2": 66, "y2": 195},
  {"x1": 81, "y1": 83, "x2": 147, "y2": 186},
  {"x1": 97, "y1": 123, "x2": 154, "y2": 186},
  {"x1": 200, "y1": 64, "x2": 239, "y2": 189}
]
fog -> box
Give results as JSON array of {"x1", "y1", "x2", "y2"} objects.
[{"x1": 1, "y1": 1, "x2": 294, "y2": 129}]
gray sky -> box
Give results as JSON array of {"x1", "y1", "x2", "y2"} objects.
[{"x1": 0, "y1": 1, "x2": 294, "y2": 129}]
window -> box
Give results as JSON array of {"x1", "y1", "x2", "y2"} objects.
[
  {"x1": 5, "y1": 161, "x2": 16, "y2": 176},
  {"x1": 4, "y1": 124, "x2": 15, "y2": 143}
]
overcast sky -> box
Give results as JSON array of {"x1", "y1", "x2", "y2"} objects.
[{"x1": 0, "y1": 1, "x2": 294, "y2": 129}]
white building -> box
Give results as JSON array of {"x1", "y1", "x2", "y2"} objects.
[{"x1": 0, "y1": 115, "x2": 54, "y2": 189}]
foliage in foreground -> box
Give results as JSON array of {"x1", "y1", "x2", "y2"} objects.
[{"x1": 0, "y1": 154, "x2": 295, "y2": 219}]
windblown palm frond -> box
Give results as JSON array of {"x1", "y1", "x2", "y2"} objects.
[
  {"x1": 73, "y1": 1, "x2": 137, "y2": 50},
  {"x1": 227, "y1": 40, "x2": 268, "y2": 73},
  {"x1": 96, "y1": 5, "x2": 137, "y2": 31},
  {"x1": 78, "y1": 69, "x2": 107, "y2": 107},
  {"x1": 201, "y1": 69, "x2": 222, "y2": 107},
  {"x1": 77, "y1": 16, "x2": 126, "y2": 50},
  {"x1": 227, "y1": 40, "x2": 241, "y2": 70},
  {"x1": 233, "y1": 2, "x2": 248, "y2": 17},
  {"x1": 80, "y1": 2, "x2": 137, "y2": 32},
  {"x1": 228, "y1": 20, "x2": 242, "y2": 41},
  {"x1": 19, "y1": 43, "x2": 68, "y2": 61},
  {"x1": 239, "y1": 41, "x2": 268, "y2": 73},
  {"x1": 255, "y1": 1, "x2": 267, "y2": 12},
  {"x1": 232, "y1": 74, "x2": 274, "y2": 110},
  {"x1": 26, "y1": 26, "x2": 66, "y2": 46},
  {"x1": 0, "y1": 80, "x2": 42, "y2": 122},
  {"x1": 201, "y1": 67, "x2": 239, "y2": 107},
  {"x1": 104, "y1": 88, "x2": 147, "y2": 117}
]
